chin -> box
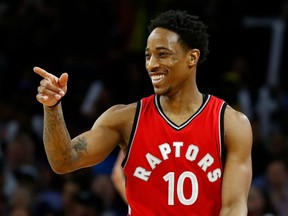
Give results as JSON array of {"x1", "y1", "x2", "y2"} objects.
[{"x1": 154, "y1": 88, "x2": 169, "y2": 96}]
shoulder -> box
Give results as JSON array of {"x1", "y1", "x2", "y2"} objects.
[
  {"x1": 223, "y1": 105, "x2": 253, "y2": 150},
  {"x1": 92, "y1": 102, "x2": 139, "y2": 148},
  {"x1": 208, "y1": 94, "x2": 250, "y2": 128},
  {"x1": 224, "y1": 105, "x2": 251, "y2": 130},
  {"x1": 98, "y1": 102, "x2": 138, "y2": 125}
]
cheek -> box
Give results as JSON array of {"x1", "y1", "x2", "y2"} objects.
[
  {"x1": 168, "y1": 60, "x2": 186, "y2": 75},
  {"x1": 166, "y1": 58, "x2": 178, "y2": 66},
  {"x1": 157, "y1": 60, "x2": 178, "y2": 73},
  {"x1": 145, "y1": 61, "x2": 149, "y2": 70}
]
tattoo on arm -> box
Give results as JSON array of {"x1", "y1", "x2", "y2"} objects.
[{"x1": 73, "y1": 137, "x2": 88, "y2": 159}]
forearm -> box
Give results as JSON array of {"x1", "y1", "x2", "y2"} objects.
[
  {"x1": 43, "y1": 103, "x2": 77, "y2": 174},
  {"x1": 112, "y1": 168, "x2": 127, "y2": 203}
]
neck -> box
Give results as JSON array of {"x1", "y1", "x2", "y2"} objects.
[{"x1": 159, "y1": 90, "x2": 203, "y2": 113}]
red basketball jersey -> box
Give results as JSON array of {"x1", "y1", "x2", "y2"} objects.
[{"x1": 123, "y1": 94, "x2": 227, "y2": 215}]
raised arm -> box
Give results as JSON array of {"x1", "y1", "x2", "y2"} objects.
[
  {"x1": 34, "y1": 67, "x2": 132, "y2": 174},
  {"x1": 220, "y1": 106, "x2": 253, "y2": 216}
]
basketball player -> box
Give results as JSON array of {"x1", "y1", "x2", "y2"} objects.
[{"x1": 34, "y1": 10, "x2": 252, "y2": 215}]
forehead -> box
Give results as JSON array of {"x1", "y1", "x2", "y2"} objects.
[{"x1": 146, "y1": 27, "x2": 180, "y2": 50}]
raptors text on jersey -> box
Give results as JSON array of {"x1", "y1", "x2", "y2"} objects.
[{"x1": 123, "y1": 94, "x2": 227, "y2": 215}]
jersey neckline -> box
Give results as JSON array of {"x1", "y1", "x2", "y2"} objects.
[{"x1": 154, "y1": 94, "x2": 210, "y2": 130}]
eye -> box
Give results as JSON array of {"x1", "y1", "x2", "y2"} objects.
[
  {"x1": 158, "y1": 52, "x2": 168, "y2": 58},
  {"x1": 145, "y1": 53, "x2": 151, "y2": 60}
]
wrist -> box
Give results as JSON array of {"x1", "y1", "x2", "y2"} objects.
[{"x1": 46, "y1": 100, "x2": 61, "y2": 108}]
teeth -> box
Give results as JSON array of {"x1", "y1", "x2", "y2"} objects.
[{"x1": 151, "y1": 74, "x2": 164, "y2": 82}]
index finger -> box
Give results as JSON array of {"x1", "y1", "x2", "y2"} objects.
[{"x1": 33, "y1": 66, "x2": 57, "y2": 81}]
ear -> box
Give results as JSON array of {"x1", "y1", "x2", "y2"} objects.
[{"x1": 187, "y1": 49, "x2": 200, "y2": 67}]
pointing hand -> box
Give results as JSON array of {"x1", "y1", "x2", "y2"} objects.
[{"x1": 33, "y1": 66, "x2": 68, "y2": 107}]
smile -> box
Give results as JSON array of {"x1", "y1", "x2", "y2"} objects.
[{"x1": 151, "y1": 74, "x2": 165, "y2": 84}]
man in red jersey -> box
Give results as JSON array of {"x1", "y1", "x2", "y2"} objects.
[{"x1": 34, "y1": 10, "x2": 252, "y2": 215}]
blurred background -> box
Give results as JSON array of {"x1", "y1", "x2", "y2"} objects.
[{"x1": 0, "y1": 0, "x2": 287, "y2": 215}]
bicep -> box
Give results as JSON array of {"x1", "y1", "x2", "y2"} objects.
[
  {"x1": 221, "y1": 107, "x2": 253, "y2": 210},
  {"x1": 70, "y1": 106, "x2": 126, "y2": 170},
  {"x1": 71, "y1": 125, "x2": 121, "y2": 169}
]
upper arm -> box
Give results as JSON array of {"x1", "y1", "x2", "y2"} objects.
[
  {"x1": 70, "y1": 103, "x2": 136, "y2": 171},
  {"x1": 221, "y1": 106, "x2": 253, "y2": 215}
]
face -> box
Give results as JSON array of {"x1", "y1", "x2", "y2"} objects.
[{"x1": 145, "y1": 27, "x2": 195, "y2": 96}]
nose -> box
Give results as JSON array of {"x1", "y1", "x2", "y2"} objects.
[{"x1": 146, "y1": 55, "x2": 159, "y2": 72}]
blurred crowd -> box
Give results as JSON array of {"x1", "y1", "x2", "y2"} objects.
[{"x1": 0, "y1": 0, "x2": 288, "y2": 215}]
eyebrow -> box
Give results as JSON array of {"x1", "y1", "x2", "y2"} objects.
[{"x1": 145, "y1": 47, "x2": 171, "y2": 52}]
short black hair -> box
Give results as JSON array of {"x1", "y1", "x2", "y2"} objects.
[{"x1": 148, "y1": 10, "x2": 209, "y2": 64}]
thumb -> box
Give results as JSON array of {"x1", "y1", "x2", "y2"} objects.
[{"x1": 58, "y1": 73, "x2": 68, "y2": 87}]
